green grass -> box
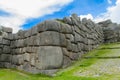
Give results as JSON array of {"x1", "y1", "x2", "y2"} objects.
[{"x1": 1, "y1": 43, "x2": 120, "y2": 80}]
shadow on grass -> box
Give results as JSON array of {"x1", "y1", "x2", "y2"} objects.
[
  {"x1": 83, "y1": 56, "x2": 120, "y2": 59},
  {"x1": 98, "y1": 47, "x2": 120, "y2": 50}
]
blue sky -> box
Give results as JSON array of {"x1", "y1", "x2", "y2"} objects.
[
  {"x1": 23, "y1": 0, "x2": 116, "y2": 29},
  {"x1": 0, "y1": 0, "x2": 119, "y2": 32}
]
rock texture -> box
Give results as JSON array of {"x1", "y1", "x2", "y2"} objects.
[
  {"x1": 98, "y1": 20, "x2": 120, "y2": 43},
  {"x1": 0, "y1": 14, "x2": 120, "y2": 75}
]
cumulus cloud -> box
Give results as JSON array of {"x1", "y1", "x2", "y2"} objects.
[
  {"x1": 79, "y1": 14, "x2": 94, "y2": 20},
  {"x1": 0, "y1": 0, "x2": 73, "y2": 33},
  {"x1": 93, "y1": 0, "x2": 120, "y2": 23},
  {"x1": 79, "y1": 0, "x2": 120, "y2": 24}
]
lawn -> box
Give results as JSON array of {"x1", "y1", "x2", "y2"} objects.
[{"x1": 1, "y1": 43, "x2": 120, "y2": 80}]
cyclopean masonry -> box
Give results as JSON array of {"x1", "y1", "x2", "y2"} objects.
[{"x1": 0, "y1": 14, "x2": 120, "y2": 75}]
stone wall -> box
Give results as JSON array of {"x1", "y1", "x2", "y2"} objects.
[
  {"x1": 0, "y1": 14, "x2": 119, "y2": 75},
  {"x1": 98, "y1": 20, "x2": 120, "y2": 43},
  {"x1": 0, "y1": 26, "x2": 12, "y2": 68}
]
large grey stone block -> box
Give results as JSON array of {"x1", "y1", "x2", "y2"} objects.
[
  {"x1": 12, "y1": 55, "x2": 24, "y2": 65},
  {"x1": 62, "y1": 56, "x2": 72, "y2": 68},
  {"x1": 0, "y1": 54, "x2": 11, "y2": 62},
  {"x1": 17, "y1": 30, "x2": 26, "y2": 39},
  {"x1": 23, "y1": 53, "x2": 30, "y2": 62},
  {"x1": 59, "y1": 33, "x2": 67, "y2": 47},
  {"x1": 39, "y1": 31, "x2": 60, "y2": 46},
  {"x1": 36, "y1": 46, "x2": 63, "y2": 70},
  {"x1": 33, "y1": 35, "x2": 40, "y2": 46},
  {"x1": 2, "y1": 27, "x2": 12, "y2": 33},
  {"x1": 16, "y1": 39, "x2": 24, "y2": 47},
  {"x1": 2, "y1": 39, "x2": 10, "y2": 45},
  {"x1": 3, "y1": 46, "x2": 11, "y2": 54},
  {"x1": 24, "y1": 29, "x2": 32, "y2": 38},
  {"x1": 60, "y1": 23, "x2": 73, "y2": 34},
  {"x1": 31, "y1": 26, "x2": 38, "y2": 35},
  {"x1": 37, "y1": 20, "x2": 60, "y2": 32}
]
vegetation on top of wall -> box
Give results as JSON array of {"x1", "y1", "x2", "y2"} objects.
[{"x1": 56, "y1": 19, "x2": 65, "y2": 23}]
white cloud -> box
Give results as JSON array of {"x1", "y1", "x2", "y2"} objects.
[
  {"x1": 0, "y1": 0, "x2": 73, "y2": 33},
  {"x1": 79, "y1": 14, "x2": 94, "y2": 20},
  {"x1": 0, "y1": 15, "x2": 25, "y2": 32},
  {"x1": 79, "y1": 0, "x2": 120, "y2": 24},
  {"x1": 94, "y1": 0, "x2": 120, "y2": 23}
]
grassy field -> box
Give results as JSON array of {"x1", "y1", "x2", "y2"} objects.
[{"x1": 1, "y1": 43, "x2": 120, "y2": 80}]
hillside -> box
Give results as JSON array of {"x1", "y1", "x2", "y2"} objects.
[{"x1": 0, "y1": 43, "x2": 120, "y2": 80}]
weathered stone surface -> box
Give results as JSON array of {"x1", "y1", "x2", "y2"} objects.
[
  {"x1": 2, "y1": 39, "x2": 10, "y2": 45},
  {"x1": 62, "y1": 48, "x2": 70, "y2": 57},
  {"x1": 59, "y1": 33, "x2": 67, "y2": 47},
  {"x1": 31, "y1": 26, "x2": 38, "y2": 35},
  {"x1": 0, "y1": 37, "x2": 2, "y2": 44},
  {"x1": 23, "y1": 62, "x2": 31, "y2": 72},
  {"x1": 69, "y1": 53, "x2": 79, "y2": 60},
  {"x1": 23, "y1": 53, "x2": 30, "y2": 62},
  {"x1": 37, "y1": 20, "x2": 60, "y2": 32},
  {"x1": 71, "y1": 43, "x2": 79, "y2": 53},
  {"x1": 77, "y1": 43, "x2": 82, "y2": 52},
  {"x1": 39, "y1": 31, "x2": 60, "y2": 46},
  {"x1": 74, "y1": 32, "x2": 83, "y2": 42},
  {"x1": 82, "y1": 18, "x2": 88, "y2": 25},
  {"x1": 36, "y1": 46, "x2": 63, "y2": 69},
  {"x1": 16, "y1": 39, "x2": 24, "y2": 47},
  {"x1": 2, "y1": 27, "x2": 12, "y2": 33},
  {"x1": 17, "y1": 55, "x2": 24, "y2": 64},
  {"x1": 44, "y1": 20, "x2": 61, "y2": 32},
  {"x1": 62, "y1": 56, "x2": 72, "y2": 68},
  {"x1": 33, "y1": 35, "x2": 40, "y2": 46},
  {"x1": 17, "y1": 30, "x2": 26, "y2": 39},
  {"x1": 3, "y1": 46, "x2": 11, "y2": 53},
  {"x1": 30, "y1": 54, "x2": 35, "y2": 66},
  {"x1": 63, "y1": 17, "x2": 72, "y2": 25},
  {"x1": 60, "y1": 23, "x2": 73, "y2": 34},
  {"x1": 24, "y1": 29, "x2": 32, "y2": 38},
  {"x1": 26, "y1": 47, "x2": 32, "y2": 53},
  {"x1": 71, "y1": 13, "x2": 81, "y2": 26},
  {"x1": 12, "y1": 34, "x2": 19, "y2": 40},
  {"x1": 0, "y1": 54, "x2": 11, "y2": 62},
  {"x1": 4, "y1": 62, "x2": 12, "y2": 68},
  {"x1": 71, "y1": 14, "x2": 80, "y2": 22},
  {"x1": 66, "y1": 40, "x2": 72, "y2": 51},
  {"x1": 0, "y1": 48, "x2": 2, "y2": 53},
  {"x1": 12, "y1": 55, "x2": 24, "y2": 65},
  {"x1": 28, "y1": 37, "x2": 34, "y2": 46}
]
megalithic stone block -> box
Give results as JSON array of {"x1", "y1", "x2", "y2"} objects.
[{"x1": 36, "y1": 46, "x2": 63, "y2": 70}]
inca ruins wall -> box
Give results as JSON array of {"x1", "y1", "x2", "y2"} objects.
[{"x1": 0, "y1": 14, "x2": 120, "y2": 75}]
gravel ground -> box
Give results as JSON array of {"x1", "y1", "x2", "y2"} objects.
[
  {"x1": 75, "y1": 59, "x2": 120, "y2": 77},
  {"x1": 75, "y1": 45, "x2": 120, "y2": 77}
]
